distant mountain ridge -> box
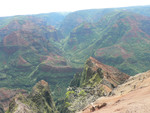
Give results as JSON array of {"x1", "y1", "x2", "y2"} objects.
[
  {"x1": 0, "y1": 12, "x2": 67, "y2": 29},
  {"x1": 64, "y1": 10, "x2": 150, "y2": 75},
  {"x1": 60, "y1": 5, "x2": 150, "y2": 36},
  {"x1": 0, "y1": 16, "x2": 81, "y2": 100},
  {"x1": 0, "y1": 5, "x2": 150, "y2": 109}
]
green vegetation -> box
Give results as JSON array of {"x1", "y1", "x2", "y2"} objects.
[
  {"x1": 0, "y1": 104, "x2": 4, "y2": 113},
  {"x1": 7, "y1": 80, "x2": 58, "y2": 113},
  {"x1": 1, "y1": 7, "x2": 150, "y2": 110},
  {"x1": 0, "y1": 16, "x2": 78, "y2": 100},
  {"x1": 66, "y1": 91, "x2": 75, "y2": 98},
  {"x1": 65, "y1": 102, "x2": 71, "y2": 107},
  {"x1": 78, "y1": 90, "x2": 86, "y2": 96},
  {"x1": 63, "y1": 10, "x2": 150, "y2": 76}
]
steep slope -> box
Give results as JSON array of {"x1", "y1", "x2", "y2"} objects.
[
  {"x1": 7, "y1": 80, "x2": 57, "y2": 113},
  {"x1": 0, "y1": 104, "x2": 4, "y2": 113},
  {"x1": 80, "y1": 70, "x2": 150, "y2": 113},
  {"x1": 64, "y1": 11, "x2": 150, "y2": 75},
  {"x1": 59, "y1": 9, "x2": 114, "y2": 36},
  {"x1": 33, "y1": 12, "x2": 68, "y2": 28},
  {"x1": 0, "y1": 88, "x2": 27, "y2": 111},
  {"x1": 59, "y1": 57, "x2": 129, "y2": 113},
  {"x1": 0, "y1": 12, "x2": 67, "y2": 29},
  {"x1": 125, "y1": 5, "x2": 150, "y2": 17},
  {"x1": 71, "y1": 57, "x2": 129, "y2": 87},
  {"x1": 60, "y1": 5, "x2": 150, "y2": 37},
  {"x1": 0, "y1": 17, "x2": 81, "y2": 99}
]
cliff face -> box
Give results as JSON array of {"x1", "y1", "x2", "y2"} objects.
[
  {"x1": 71, "y1": 57, "x2": 129, "y2": 90},
  {"x1": 64, "y1": 11, "x2": 150, "y2": 76},
  {"x1": 7, "y1": 80, "x2": 57, "y2": 113},
  {"x1": 80, "y1": 57, "x2": 129, "y2": 88},
  {"x1": 0, "y1": 104, "x2": 4, "y2": 113},
  {"x1": 0, "y1": 88, "x2": 27, "y2": 111},
  {"x1": 79, "y1": 70, "x2": 150, "y2": 113},
  {"x1": 0, "y1": 18, "x2": 81, "y2": 100},
  {"x1": 62, "y1": 57, "x2": 129, "y2": 112}
]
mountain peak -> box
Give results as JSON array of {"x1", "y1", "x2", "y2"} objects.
[
  {"x1": 31, "y1": 80, "x2": 50, "y2": 94},
  {"x1": 86, "y1": 57, "x2": 96, "y2": 66},
  {"x1": 80, "y1": 70, "x2": 150, "y2": 113},
  {"x1": 86, "y1": 57, "x2": 124, "y2": 75},
  {"x1": 87, "y1": 57, "x2": 107, "y2": 65},
  {"x1": 87, "y1": 57, "x2": 97, "y2": 63},
  {"x1": 82, "y1": 57, "x2": 129, "y2": 87},
  {"x1": 66, "y1": 57, "x2": 129, "y2": 112},
  {"x1": 7, "y1": 80, "x2": 57, "y2": 113},
  {"x1": 38, "y1": 80, "x2": 48, "y2": 86}
]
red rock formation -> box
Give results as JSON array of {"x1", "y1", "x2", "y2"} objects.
[
  {"x1": 79, "y1": 70, "x2": 150, "y2": 113},
  {"x1": 0, "y1": 88, "x2": 27, "y2": 111},
  {"x1": 83, "y1": 57, "x2": 129, "y2": 88}
]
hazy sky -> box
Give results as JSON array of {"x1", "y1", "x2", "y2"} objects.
[{"x1": 0, "y1": 0, "x2": 150, "y2": 17}]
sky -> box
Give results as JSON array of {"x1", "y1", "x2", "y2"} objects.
[{"x1": 0, "y1": 0, "x2": 150, "y2": 17}]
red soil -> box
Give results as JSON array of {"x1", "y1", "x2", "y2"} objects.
[
  {"x1": 79, "y1": 70, "x2": 150, "y2": 113},
  {"x1": 0, "y1": 88, "x2": 27, "y2": 111}
]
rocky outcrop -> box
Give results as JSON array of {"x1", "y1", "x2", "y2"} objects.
[
  {"x1": 79, "y1": 70, "x2": 150, "y2": 113},
  {"x1": 80, "y1": 57, "x2": 129, "y2": 88},
  {"x1": 0, "y1": 104, "x2": 4, "y2": 113},
  {"x1": 0, "y1": 88, "x2": 27, "y2": 111},
  {"x1": 7, "y1": 80, "x2": 57, "y2": 113},
  {"x1": 70, "y1": 57, "x2": 129, "y2": 90},
  {"x1": 62, "y1": 57, "x2": 129, "y2": 112},
  {"x1": 111, "y1": 70, "x2": 150, "y2": 96}
]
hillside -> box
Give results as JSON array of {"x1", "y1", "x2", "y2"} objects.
[
  {"x1": 59, "y1": 6, "x2": 150, "y2": 37},
  {"x1": 0, "y1": 12, "x2": 66, "y2": 29},
  {"x1": 59, "y1": 9, "x2": 115, "y2": 36},
  {"x1": 0, "y1": 88, "x2": 27, "y2": 111},
  {"x1": 79, "y1": 70, "x2": 150, "y2": 113},
  {"x1": 7, "y1": 80, "x2": 57, "y2": 113},
  {"x1": 0, "y1": 5, "x2": 150, "y2": 111},
  {"x1": 63, "y1": 11, "x2": 150, "y2": 75},
  {"x1": 58, "y1": 57, "x2": 129, "y2": 113},
  {"x1": 0, "y1": 17, "x2": 81, "y2": 99}
]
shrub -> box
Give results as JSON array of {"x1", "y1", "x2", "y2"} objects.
[{"x1": 78, "y1": 90, "x2": 86, "y2": 96}]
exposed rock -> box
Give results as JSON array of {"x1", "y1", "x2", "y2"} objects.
[
  {"x1": 89, "y1": 103, "x2": 107, "y2": 112},
  {"x1": 64, "y1": 57, "x2": 129, "y2": 112},
  {"x1": 79, "y1": 70, "x2": 150, "y2": 113},
  {"x1": 8, "y1": 95, "x2": 34, "y2": 113},
  {"x1": 0, "y1": 18, "x2": 71, "y2": 100},
  {"x1": 0, "y1": 104, "x2": 4, "y2": 113},
  {"x1": 7, "y1": 80, "x2": 58, "y2": 113},
  {"x1": 29, "y1": 80, "x2": 57, "y2": 112},
  {"x1": 0, "y1": 88, "x2": 27, "y2": 111},
  {"x1": 112, "y1": 70, "x2": 150, "y2": 96},
  {"x1": 80, "y1": 57, "x2": 129, "y2": 88}
]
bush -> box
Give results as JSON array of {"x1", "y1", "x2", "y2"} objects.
[
  {"x1": 66, "y1": 91, "x2": 75, "y2": 99},
  {"x1": 65, "y1": 102, "x2": 71, "y2": 107},
  {"x1": 78, "y1": 90, "x2": 86, "y2": 96}
]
